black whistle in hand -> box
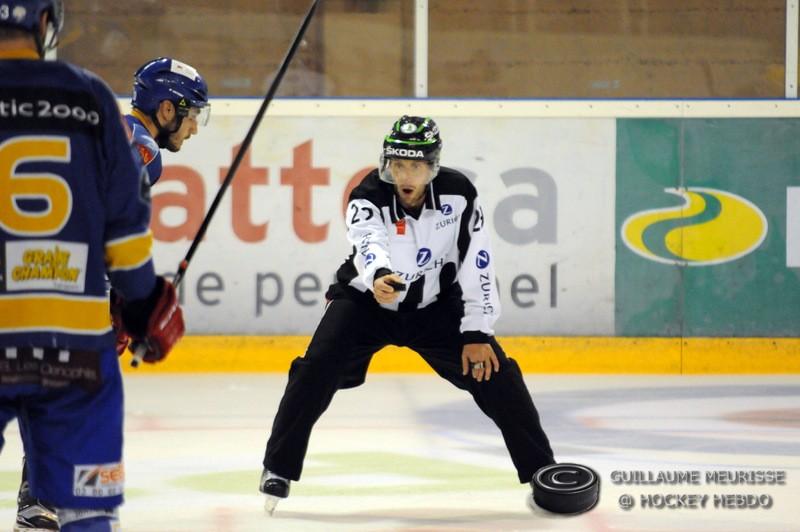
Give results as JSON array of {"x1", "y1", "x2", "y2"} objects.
[{"x1": 386, "y1": 279, "x2": 406, "y2": 291}]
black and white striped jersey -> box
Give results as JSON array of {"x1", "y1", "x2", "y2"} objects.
[{"x1": 330, "y1": 167, "x2": 500, "y2": 342}]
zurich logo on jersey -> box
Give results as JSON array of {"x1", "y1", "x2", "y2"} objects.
[
  {"x1": 476, "y1": 250, "x2": 490, "y2": 269},
  {"x1": 365, "y1": 253, "x2": 376, "y2": 267},
  {"x1": 417, "y1": 248, "x2": 432, "y2": 267},
  {"x1": 441, "y1": 204, "x2": 453, "y2": 215}
]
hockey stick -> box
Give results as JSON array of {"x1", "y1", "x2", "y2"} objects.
[{"x1": 131, "y1": 0, "x2": 322, "y2": 367}]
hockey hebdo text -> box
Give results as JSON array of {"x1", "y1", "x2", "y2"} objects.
[{"x1": 612, "y1": 469, "x2": 788, "y2": 511}]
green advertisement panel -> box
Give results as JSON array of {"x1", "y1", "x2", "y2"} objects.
[{"x1": 616, "y1": 119, "x2": 800, "y2": 336}]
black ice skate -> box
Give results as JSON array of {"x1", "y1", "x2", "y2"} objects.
[
  {"x1": 15, "y1": 480, "x2": 59, "y2": 531},
  {"x1": 259, "y1": 469, "x2": 290, "y2": 515}
]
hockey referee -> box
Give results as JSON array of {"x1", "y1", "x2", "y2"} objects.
[{"x1": 259, "y1": 115, "x2": 556, "y2": 513}]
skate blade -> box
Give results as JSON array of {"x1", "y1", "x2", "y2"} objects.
[{"x1": 264, "y1": 495, "x2": 281, "y2": 516}]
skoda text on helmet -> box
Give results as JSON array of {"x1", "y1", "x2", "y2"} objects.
[
  {"x1": 132, "y1": 57, "x2": 210, "y2": 148},
  {"x1": 0, "y1": 0, "x2": 64, "y2": 57},
  {"x1": 379, "y1": 115, "x2": 442, "y2": 184}
]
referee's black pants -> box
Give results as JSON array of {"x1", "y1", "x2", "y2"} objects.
[{"x1": 263, "y1": 295, "x2": 555, "y2": 484}]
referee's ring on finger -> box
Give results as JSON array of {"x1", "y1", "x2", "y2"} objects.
[{"x1": 471, "y1": 362, "x2": 485, "y2": 370}]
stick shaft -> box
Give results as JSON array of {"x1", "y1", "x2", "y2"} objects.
[
  {"x1": 132, "y1": 0, "x2": 322, "y2": 367},
  {"x1": 174, "y1": 0, "x2": 321, "y2": 289}
]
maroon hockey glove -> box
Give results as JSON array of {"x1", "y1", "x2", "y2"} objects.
[
  {"x1": 110, "y1": 289, "x2": 129, "y2": 356},
  {"x1": 122, "y1": 277, "x2": 185, "y2": 363}
]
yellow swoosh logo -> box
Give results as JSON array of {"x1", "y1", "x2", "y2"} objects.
[{"x1": 621, "y1": 187, "x2": 768, "y2": 265}]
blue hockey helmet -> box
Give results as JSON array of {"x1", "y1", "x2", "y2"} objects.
[
  {"x1": 0, "y1": 0, "x2": 64, "y2": 56},
  {"x1": 132, "y1": 57, "x2": 210, "y2": 126},
  {"x1": 379, "y1": 116, "x2": 442, "y2": 184}
]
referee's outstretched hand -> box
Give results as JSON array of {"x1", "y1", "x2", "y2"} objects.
[
  {"x1": 462, "y1": 343, "x2": 500, "y2": 382},
  {"x1": 373, "y1": 273, "x2": 405, "y2": 305}
]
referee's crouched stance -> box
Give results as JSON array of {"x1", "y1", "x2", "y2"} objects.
[{"x1": 259, "y1": 115, "x2": 555, "y2": 513}]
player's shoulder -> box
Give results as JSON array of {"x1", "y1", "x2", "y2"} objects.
[
  {"x1": 349, "y1": 169, "x2": 393, "y2": 206},
  {"x1": 54, "y1": 61, "x2": 117, "y2": 103},
  {"x1": 1, "y1": 61, "x2": 120, "y2": 136},
  {"x1": 46, "y1": 62, "x2": 121, "y2": 131},
  {"x1": 126, "y1": 116, "x2": 160, "y2": 166},
  {"x1": 5, "y1": 60, "x2": 116, "y2": 106},
  {"x1": 433, "y1": 166, "x2": 477, "y2": 200},
  {"x1": 60, "y1": 61, "x2": 104, "y2": 84}
]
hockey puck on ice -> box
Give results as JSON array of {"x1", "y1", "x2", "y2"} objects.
[{"x1": 531, "y1": 463, "x2": 600, "y2": 515}]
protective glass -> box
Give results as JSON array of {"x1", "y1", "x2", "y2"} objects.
[
  {"x1": 186, "y1": 105, "x2": 211, "y2": 127},
  {"x1": 379, "y1": 155, "x2": 437, "y2": 184}
]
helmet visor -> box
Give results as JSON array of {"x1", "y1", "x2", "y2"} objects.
[{"x1": 186, "y1": 105, "x2": 211, "y2": 127}]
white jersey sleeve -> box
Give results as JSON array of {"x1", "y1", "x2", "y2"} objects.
[
  {"x1": 457, "y1": 197, "x2": 501, "y2": 339},
  {"x1": 345, "y1": 198, "x2": 392, "y2": 290}
]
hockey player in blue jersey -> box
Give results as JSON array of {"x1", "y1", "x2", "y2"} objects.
[
  {"x1": 109, "y1": 57, "x2": 208, "y2": 355},
  {"x1": 11, "y1": 55, "x2": 208, "y2": 529},
  {"x1": 0, "y1": 2, "x2": 186, "y2": 530},
  {"x1": 126, "y1": 56, "x2": 210, "y2": 186}
]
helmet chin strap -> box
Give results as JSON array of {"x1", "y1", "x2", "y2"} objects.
[
  {"x1": 33, "y1": 19, "x2": 54, "y2": 59},
  {"x1": 33, "y1": 33, "x2": 45, "y2": 58}
]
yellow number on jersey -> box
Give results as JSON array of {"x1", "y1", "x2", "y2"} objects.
[{"x1": 0, "y1": 136, "x2": 72, "y2": 236}]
